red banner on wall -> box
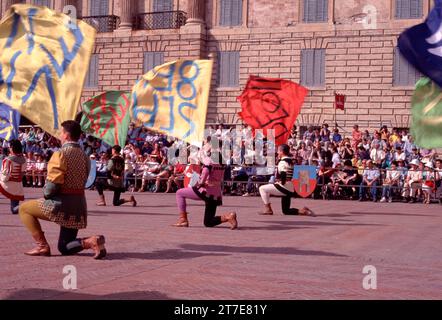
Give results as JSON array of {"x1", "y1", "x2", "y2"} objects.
[
  {"x1": 335, "y1": 92, "x2": 345, "y2": 110},
  {"x1": 237, "y1": 76, "x2": 308, "y2": 146}
]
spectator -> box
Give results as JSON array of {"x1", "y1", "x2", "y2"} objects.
[
  {"x1": 303, "y1": 126, "x2": 314, "y2": 142},
  {"x1": 402, "y1": 159, "x2": 423, "y2": 203},
  {"x1": 351, "y1": 125, "x2": 362, "y2": 151},
  {"x1": 332, "y1": 128, "x2": 342, "y2": 143},
  {"x1": 33, "y1": 154, "x2": 47, "y2": 187},
  {"x1": 380, "y1": 161, "x2": 402, "y2": 203},
  {"x1": 359, "y1": 160, "x2": 380, "y2": 202},
  {"x1": 422, "y1": 162, "x2": 438, "y2": 204}
]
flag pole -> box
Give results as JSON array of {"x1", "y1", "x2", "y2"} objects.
[{"x1": 334, "y1": 91, "x2": 337, "y2": 130}]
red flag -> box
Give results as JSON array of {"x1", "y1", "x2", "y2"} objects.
[
  {"x1": 335, "y1": 92, "x2": 345, "y2": 110},
  {"x1": 237, "y1": 76, "x2": 308, "y2": 146}
]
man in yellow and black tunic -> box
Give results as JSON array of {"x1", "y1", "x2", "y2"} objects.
[{"x1": 19, "y1": 121, "x2": 106, "y2": 259}]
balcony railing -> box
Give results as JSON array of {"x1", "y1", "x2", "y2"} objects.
[
  {"x1": 134, "y1": 11, "x2": 187, "y2": 30},
  {"x1": 81, "y1": 15, "x2": 120, "y2": 33}
]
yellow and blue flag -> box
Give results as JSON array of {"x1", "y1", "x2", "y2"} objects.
[
  {"x1": 0, "y1": 103, "x2": 20, "y2": 141},
  {"x1": 0, "y1": 4, "x2": 96, "y2": 138},
  {"x1": 130, "y1": 60, "x2": 213, "y2": 147}
]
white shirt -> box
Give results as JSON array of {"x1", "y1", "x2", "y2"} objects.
[{"x1": 370, "y1": 149, "x2": 385, "y2": 162}]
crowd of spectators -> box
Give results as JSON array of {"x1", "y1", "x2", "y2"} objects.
[{"x1": 1, "y1": 122, "x2": 441, "y2": 204}]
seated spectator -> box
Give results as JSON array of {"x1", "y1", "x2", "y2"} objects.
[
  {"x1": 165, "y1": 161, "x2": 186, "y2": 193},
  {"x1": 370, "y1": 142, "x2": 385, "y2": 167},
  {"x1": 25, "y1": 152, "x2": 36, "y2": 187},
  {"x1": 402, "y1": 159, "x2": 423, "y2": 203},
  {"x1": 435, "y1": 159, "x2": 442, "y2": 202},
  {"x1": 393, "y1": 146, "x2": 406, "y2": 162},
  {"x1": 320, "y1": 124, "x2": 330, "y2": 142},
  {"x1": 380, "y1": 161, "x2": 402, "y2": 203},
  {"x1": 242, "y1": 166, "x2": 273, "y2": 197},
  {"x1": 153, "y1": 159, "x2": 173, "y2": 193},
  {"x1": 332, "y1": 128, "x2": 342, "y2": 143},
  {"x1": 340, "y1": 160, "x2": 360, "y2": 199},
  {"x1": 33, "y1": 153, "x2": 47, "y2": 187},
  {"x1": 96, "y1": 152, "x2": 109, "y2": 180},
  {"x1": 359, "y1": 160, "x2": 380, "y2": 202},
  {"x1": 124, "y1": 154, "x2": 135, "y2": 191},
  {"x1": 422, "y1": 162, "x2": 438, "y2": 204}
]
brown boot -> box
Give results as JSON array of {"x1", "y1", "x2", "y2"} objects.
[
  {"x1": 25, "y1": 231, "x2": 51, "y2": 256},
  {"x1": 130, "y1": 195, "x2": 137, "y2": 207},
  {"x1": 172, "y1": 212, "x2": 189, "y2": 227},
  {"x1": 96, "y1": 194, "x2": 106, "y2": 206},
  {"x1": 299, "y1": 207, "x2": 316, "y2": 217},
  {"x1": 259, "y1": 203, "x2": 273, "y2": 215},
  {"x1": 221, "y1": 212, "x2": 238, "y2": 230},
  {"x1": 82, "y1": 235, "x2": 106, "y2": 259}
]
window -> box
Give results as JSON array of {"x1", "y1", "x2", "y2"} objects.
[
  {"x1": 153, "y1": 0, "x2": 173, "y2": 29},
  {"x1": 393, "y1": 48, "x2": 421, "y2": 86},
  {"x1": 32, "y1": 0, "x2": 52, "y2": 8},
  {"x1": 90, "y1": 0, "x2": 109, "y2": 16},
  {"x1": 300, "y1": 49, "x2": 325, "y2": 87},
  {"x1": 395, "y1": 0, "x2": 423, "y2": 19},
  {"x1": 219, "y1": 0, "x2": 243, "y2": 26},
  {"x1": 218, "y1": 51, "x2": 240, "y2": 87},
  {"x1": 84, "y1": 54, "x2": 99, "y2": 88},
  {"x1": 143, "y1": 52, "x2": 164, "y2": 73},
  {"x1": 303, "y1": 0, "x2": 328, "y2": 23}
]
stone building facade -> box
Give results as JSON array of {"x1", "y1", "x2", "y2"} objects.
[{"x1": 0, "y1": 0, "x2": 432, "y2": 134}]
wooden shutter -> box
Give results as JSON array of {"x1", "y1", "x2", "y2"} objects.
[
  {"x1": 394, "y1": 48, "x2": 421, "y2": 86},
  {"x1": 143, "y1": 52, "x2": 164, "y2": 73},
  {"x1": 153, "y1": 0, "x2": 173, "y2": 12},
  {"x1": 218, "y1": 52, "x2": 239, "y2": 87},
  {"x1": 395, "y1": 0, "x2": 422, "y2": 19},
  {"x1": 301, "y1": 49, "x2": 313, "y2": 86},
  {"x1": 316, "y1": 0, "x2": 328, "y2": 22},
  {"x1": 315, "y1": 49, "x2": 325, "y2": 86},
  {"x1": 230, "y1": 51, "x2": 239, "y2": 87},
  {"x1": 90, "y1": 0, "x2": 108, "y2": 16},
  {"x1": 304, "y1": 0, "x2": 313, "y2": 22},
  {"x1": 410, "y1": 0, "x2": 422, "y2": 18},
  {"x1": 301, "y1": 49, "x2": 325, "y2": 86},
  {"x1": 33, "y1": 0, "x2": 51, "y2": 7},
  {"x1": 220, "y1": 0, "x2": 232, "y2": 26},
  {"x1": 231, "y1": 0, "x2": 243, "y2": 26}
]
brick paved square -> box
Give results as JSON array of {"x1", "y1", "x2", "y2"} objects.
[{"x1": 1, "y1": 189, "x2": 441, "y2": 300}]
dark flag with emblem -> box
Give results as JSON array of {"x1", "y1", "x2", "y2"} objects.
[{"x1": 237, "y1": 76, "x2": 308, "y2": 146}]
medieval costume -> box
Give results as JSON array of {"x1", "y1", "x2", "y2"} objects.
[
  {"x1": 174, "y1": 157, "x2": 238, "y2": 229},
  {"x1": 259, "y1": 155, "x2": 315, "y2": 216},
  {"x1": 0, "y1": 153, "x2": 26, "y2": 214},
  {"x1": 96, "y1": 146, "x2": 136, "y2": 207},
  {"x1": 19, "y1": 140, "x2": 106, "y2": 259}
]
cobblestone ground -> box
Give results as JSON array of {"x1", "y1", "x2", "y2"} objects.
[{"x1": 1, "y1": 189, "x2": 441, "y2": 300}]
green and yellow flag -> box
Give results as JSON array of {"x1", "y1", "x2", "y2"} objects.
[
  {"x1": 80, "y1": 91, "x2": 131, "y2": 149},
  {"x1": 411, "y1": 77, "x2": 442, "y2": 148},
  {"x1": 0, "y1": 4, "x2": 96, "y2": 138},
  {"x1": 130, "y1": 60, "x2": 213, "y2": 147}
]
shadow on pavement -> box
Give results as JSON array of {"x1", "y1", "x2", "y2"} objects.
[
  {"x1": 5, "y1": 288, "x2": 173, "y2": 300},
  {"x1": 180, "y1": 244, "x2": 347, "y2": 257},
  {"x1": 257, "y1": 220, "x2": 384, "y2": 227},
  {"x1": 348, "y1": 211, "x2": 435, "y2": 217},
  {"x1": 88, "y1": 210, "x2": 176, "y2": 216},
  {"x1": 105, "y1": 249, "x2": 229, "y2": 261}
]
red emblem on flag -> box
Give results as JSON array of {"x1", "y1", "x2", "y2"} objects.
[{"x1": 238, "y1": 76, "x2": 308, "y2": 146}]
